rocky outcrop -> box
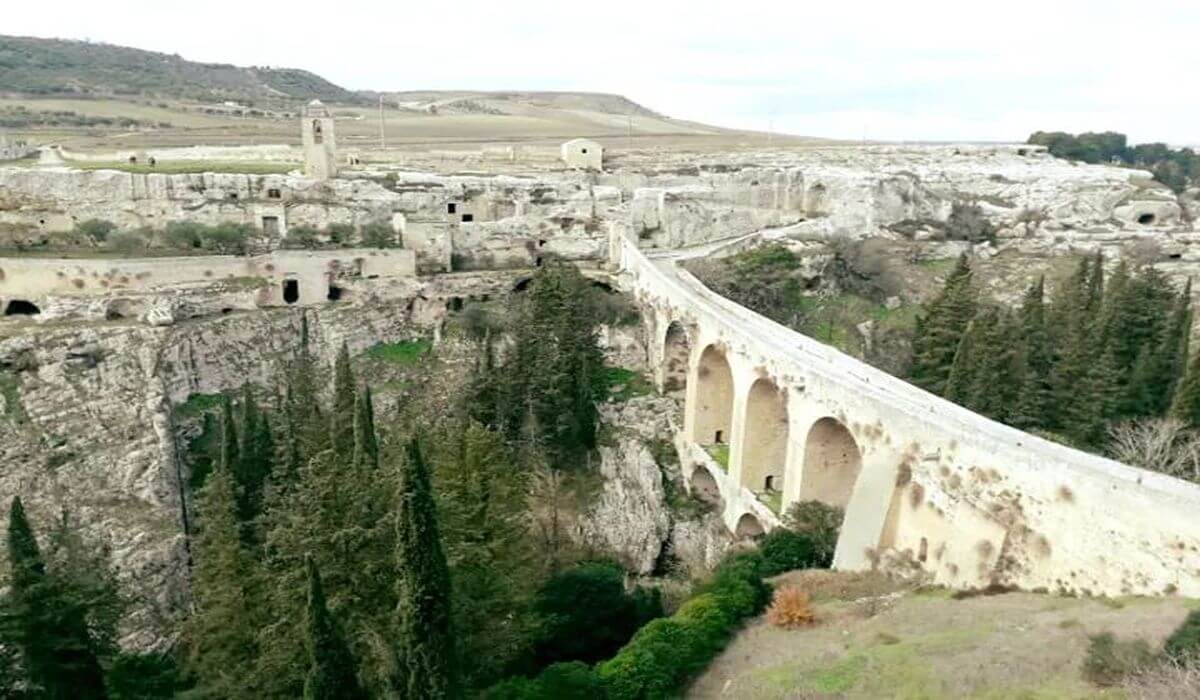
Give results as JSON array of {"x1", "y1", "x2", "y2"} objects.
[{"x1": 575, "y1": 396, "x2": 733, "y2": 576}]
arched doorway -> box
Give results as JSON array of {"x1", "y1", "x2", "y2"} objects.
[
  {"x1": 740, "y1": 378, "x2": 788, "y2": 495},
  {"x1": 4, "y1": 300, "x2": 40, "y2": 316},
  {"x1": 689, "y1": 467, "x2": 722, "y2": 506},
  {"x1": 800, "y1": 417, "x2": 862, "y2": 508},
  {"x1": 662, "y1": 321, "x2": 691, "y2": 394},
  {"x1": 691, "y1": 345, "x2": 733, "y2": 446},
  {"x1": 734, "y1": 513, "x2": 764, "y2": 539}
]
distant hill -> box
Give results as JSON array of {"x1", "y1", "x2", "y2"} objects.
[
  {"x1": 0, "y1": 35, "x2": 364, "y2": 106},
  {"x1": 377, "y1": 90, "x2": 663, "y2": 118}
]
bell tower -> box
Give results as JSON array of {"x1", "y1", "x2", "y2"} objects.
[{"x1": 301, "y1": 99, "x2": 337, "y2": 180}]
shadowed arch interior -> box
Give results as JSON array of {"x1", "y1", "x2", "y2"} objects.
[
  {"x1": 734, "y1": 512, "x2": 764, "y2": 539},
  {"x1": 689, "y1": 467, "x2": 722, "y2": 506},
  {"x1": 800, "y1": 417, "x2": 862, "y2": 508},
  {"x1": 662, "y1": 321, "x2": 691, "y2": 394},
  {"x1": 691, "y1": 344, "x2": 733, "y2": 445},
  {"x1": 740, "y1": 377, "x2": 789, "y2": 494}
]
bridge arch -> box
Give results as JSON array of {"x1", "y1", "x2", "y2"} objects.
[
  {"x1": 689, "y1": 467, "x2": 722, "y2": 507},
  {"x1": 734, "y1": 512, "x2": 765, "y2": 539},
  {"x1": 689, "y1": 344, "x2": 734, "y2": 445},
  {"x1": 739, "y1": 377, "x2": 789, "y2": 495},
  {"x1": 800, "y1": 417, "x2": 862, "y2": 509},
  {"x1": 661, "y1": 321, "x2": 692, "y2": 394}
]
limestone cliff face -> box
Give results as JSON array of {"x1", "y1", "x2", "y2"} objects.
[
  {"x1": 0, "y1": 301, "x2": 421, "y2": 648},
  {"x1": 575, "y1": 396, "x2": 732, "y2": 576}
]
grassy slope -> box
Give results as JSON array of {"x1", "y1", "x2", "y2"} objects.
[
  {"x1": 688, "y1": 571, "x2": 1194, "y2": 699},
  {"x1": 0, "y1": 34, "x2": 361, "y2": 105}
]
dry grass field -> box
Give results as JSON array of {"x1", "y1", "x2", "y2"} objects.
[{"x1": 687, "y1": 570, "x2": 1196, "y2": 699}]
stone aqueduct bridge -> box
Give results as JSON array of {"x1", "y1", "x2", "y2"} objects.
[{"x1": 609, "y1": 231, "x2": 1200, "y2": 596}]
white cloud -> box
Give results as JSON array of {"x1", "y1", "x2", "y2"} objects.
[{"x1": 7, "y1": 0, "x2": 1198, "y2": 143}]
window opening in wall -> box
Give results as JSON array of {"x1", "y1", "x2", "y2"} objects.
[
  {"x1": 313, "y1": 121, "x2": 323, "y2": 144},
  {"x1": 918, "y1": 537, "x2": 929, "y2": 563},
  {"x1": 4, "y1": 300, "x2": 40, "y2": 316},
  {"x1": 581, "y1": 148, "x2": 588, "y2": 154},
  {"x1": 461, "y1": 213, "x2": 474, "y2": 223},
  {"x1": 262, "y1": 216, "x2": 280, "y2": 236},
  {"x1": 535, "y1": 256, "x2": 544, "y2": 267},
  {"x1": 714, "y1": 430, "x2": 724, "y2": 444},
  {"x1": 267, "y1": 188, "x2": 282, "y2": 199},
  {"x1": 327, "y1": 285, "x2": 344, "y2": 301},
  {"x1": 447, "y1": 297, "x2": 464, "y2": 312},
  {"x1": 447, "y1": 202, "x2": 457, "y2": 214},
  {"x1": 283, "y1": 279, "x2": 299, "y2": 304},
  {"x1": 764, "y1": 475, "x2": 775, "y2": 491},
  {"x1": 228, "y1": 192, "x2": 239, "y2": 200}
]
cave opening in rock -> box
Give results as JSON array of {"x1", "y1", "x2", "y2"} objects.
[
  {"x1": 4, "y1": 299, "x2": 40, "y2": 316},
  {"x1": 1138, "y1": 213, "x2": 1157, "y2": 225},
  {"x1": 282, "y1": 279, "x2": 299, "y2": 305},
  {"x1": 327, "y1": 285, "x2": 345, "y2": 302}
]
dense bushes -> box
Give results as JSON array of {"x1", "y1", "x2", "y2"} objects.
[
  {"x1": 163, "y1": 221, "x2": 251, "y2": 254},
  {"x1": 532, "y1": 561, "x2": 663, "y2": 667},
  {"x1": 758, "y1": 530, "x2": 821, "y2": 576},
  {"x1": 759, "y1": 501, "x2": 845, "y2": 576},
  {"x1": 485, "y1": 551, "x2": 770, "y2": 700},
  {"x1": 1083, "y1": 632, "x2": 1154, "y2": 687},
  {"x1": 1164, "y1": 610, "x2": 1200, "y2": 660},
  {"x1": 1029, "y1": 130, "x2": 1200, "y2": 193}
]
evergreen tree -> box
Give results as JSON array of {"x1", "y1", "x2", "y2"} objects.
[
  {"x1": 352, "y1": 385, "x2": 379, "y2": 470},
  {"x1": 910, "y1": 254, "x2": 977, "y2": 396},
  {"x1": 394, "y1": 440, "x2": 456, "y2": 698},
  {"x1": 186, "y1": 465, "x2": 260, "y2": 698},
  {"x1": 330, "y1": 343, "x2": 356, "y2": 460},
  {"x1": 1173, "y1": 346, "x2": 1200, "y2": 428},
  {"x1": 427, "y1": 421, "x2": 537, "y2": 688},
  {"x1": 289, "y1": 314, "x2": 327, "y2": 462},
  {"x1": 219, "y1": 394, "x2": 240, "y2": 478},
  {"x1": 302, "y1": 557, "x2": 365, "y2": 700},
  {"x1": 1013, "y1": 277, "x2": 1054, "y2": 429},
  {"x1": 235, "y1": 385, "x2": 275, "y2": 525},
  {"x1": 2, "y1": 498, "x2": 107, "y2": 699},
  {"x1": 944, "y1": 312, "x2": 984, "y2": 407},
  {"x1": 967, "y1": 308, "x2": 1023, "y2": 423}
]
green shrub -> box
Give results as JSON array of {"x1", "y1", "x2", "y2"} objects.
[
  {"x1": 105, "y1": 652, "x2": 181, "y2": 698},
  {"x1": 1083, "y1": 632, "x2": 1154, "y2": 686},
  {"x1": 326, "y1": 223, "x2": 355, "y2": 246},
  {"x1": 533, "y1": 561, "x2": 662, "y2": 667},
  {"x1": 76, "y1": 218, "x2": 116, "y2": 243},
  {"x1": 361, "y1": 220, "x2": 396, "y2": 248},
  {"x1": 106, "y1": 230, "x2": 148, "y2": 254},
  {"x1": 284, "y1": 225, "x2": 321, "y2": 249},
  {"x1": 784, "y1": 500, "x2": 844, "y2": 567},
  {"x1": 483, "y1": 662, "x2": 600, "y2": 700},
  {"x1": 162, "y1": 222, "x2": 249, "y2": 254},
  {"x1": 759, "y1": 529, "x2": 819, "y2": 576},
  {"x1": 945, "y1": 201, "x2": 996, "y2": 244},
  {"x1": 1165, "y1": 610, "x2": 1200, "y2": 661},
  {"x1": 598, "y1": 618, "x2": 694, "y2": 700},
  {"x1": 700, "y1": 551, "x2": 771, "y2": 618}
]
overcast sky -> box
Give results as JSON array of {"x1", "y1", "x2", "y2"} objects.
[{"x1": 7, "y1": 0, "x2": 1198, "y2": 144}]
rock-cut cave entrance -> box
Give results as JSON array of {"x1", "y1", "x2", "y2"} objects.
[
  {"x1": 282, "y1": 279, "x2": 300, "y2": 305},
  {"x1": 4, "y1": 299, "x2": 41, "y2": 316}
]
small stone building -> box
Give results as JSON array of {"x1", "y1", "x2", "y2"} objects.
[
  {"x1": 561, "y1": 138, "x2": 603, "y2": 171},
  {"x1": 302, "y1": 100, "x2": 338, "y2": 181}
]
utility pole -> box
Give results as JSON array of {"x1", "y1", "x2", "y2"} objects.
[{"x1": 379, "y1": 95, "x2": 387, "y2": 152}]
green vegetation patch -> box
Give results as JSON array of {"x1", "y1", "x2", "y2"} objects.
[
  {"x1": 172, "y1": 392, "x2": 225, "y2": 419},
  {"x1": 366, "y1": 339, "x2": 432, "y2": 366},
  {"x1": 706, "y1": 444, "x2": 730, "y2": 471},
  {"x1": 603, "y1": 366, "x2": 654, "y2": 402},
  {"x1": 0, "y1": 371, "x2": 25, "y2": 423}
]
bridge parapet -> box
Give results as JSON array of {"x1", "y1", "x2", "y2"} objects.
[{"x1": 616, "y1": 231, "x2": 1200, "y2": 596}]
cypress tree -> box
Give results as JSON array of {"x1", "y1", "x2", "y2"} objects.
[
  {"x1": 1173, "y1": 349, "x2": 1200, "y2": 427},
  {"x1": 910, "y1": 254, "x2": 977, "y2": 396},
  {"x1": 186, "y1": 462, "x2": 259, "y2": 697},
  {"x1": 944, "y1": 313, "x2": 984, "y2": 407},
  {"x1": 330, "y1": 343, "x2": 356, "y2": 460},
  {"x1": 289, "y1": 314, "x2": 326, "y2": 461},
  {"x1": 235, "y1": 385, "x2": 274, "y2": 525},
  {"x1": 352, "y1": 385, "x2": 379, "y2": 470},
  {"x1": 394, "y1": 440, "x2": 456, "y2": 698},
  {"x1": 1013, "y1": 277, "x2": 1054, "y2": 430},
  {"x1": 4, "y1": 497, "x2": 107, "y2": 699},
  {"x1": 219, "y1": 394, "x2": 240, "y2": 477},
  {"x1": 968, "y1": 308, "x2": 1023, "y2": 423},
  {"x1": 302, "y1": 557, "x2": 365, "y2": 700}
]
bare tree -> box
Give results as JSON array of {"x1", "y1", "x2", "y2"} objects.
[{"x1": 1107, "y1": 418, "x2": 1200, "y2": 483}]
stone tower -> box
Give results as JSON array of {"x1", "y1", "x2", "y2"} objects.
[{"x1": 301, "y1": 99, "x2": 337, "y2": 180}]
